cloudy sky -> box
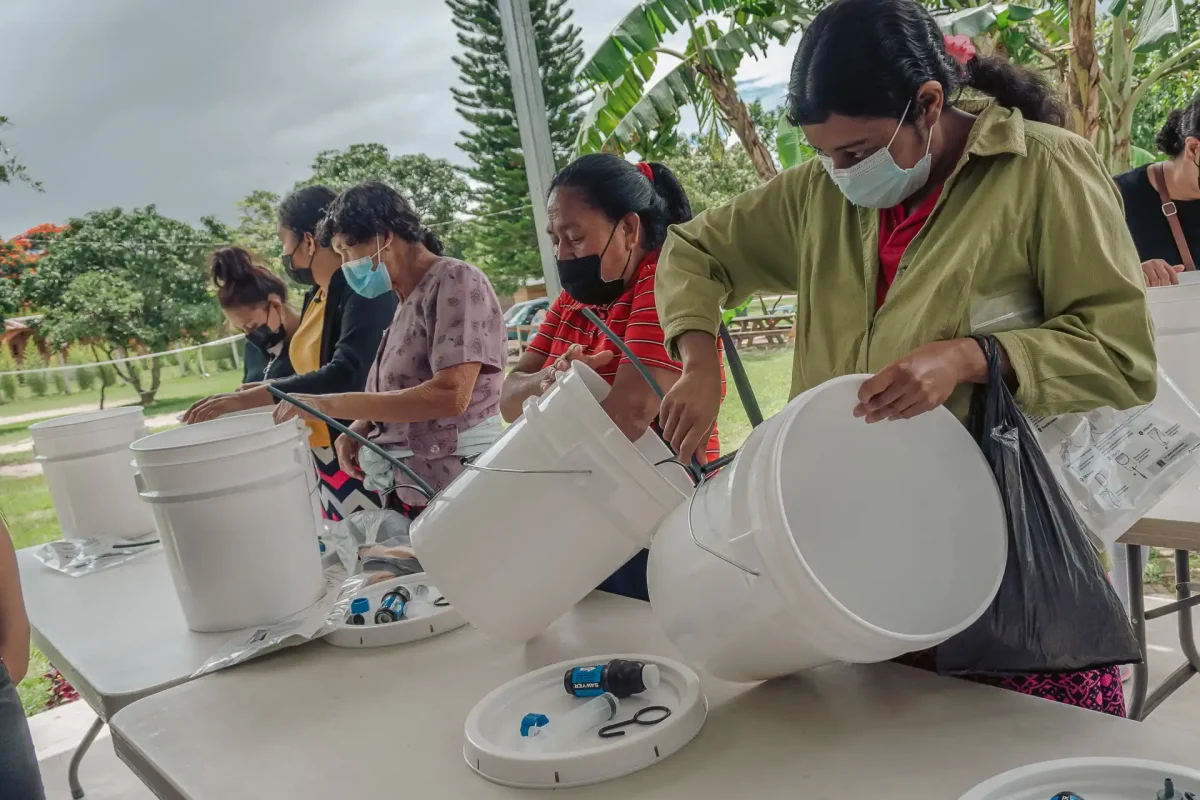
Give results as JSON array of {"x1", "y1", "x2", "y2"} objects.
[{"x1": 0, "y1": 0, "x2": 794, "y2": 237}]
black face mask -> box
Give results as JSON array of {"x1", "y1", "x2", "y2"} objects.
[
  {"x1": 557, "y1": 225, "x2": 632, "y2": 306},
  {"x1": 281, "y1": 236, "x2": 316, "y2": 286},
  {"x1": 245, "y1": 306, "x2": 286, "y2": 352}
]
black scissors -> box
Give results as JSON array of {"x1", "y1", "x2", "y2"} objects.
[{"x1": 598, "y1": 706, "x2": 672, "y2": 739}]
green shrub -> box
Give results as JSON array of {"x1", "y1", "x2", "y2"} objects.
[
  {"x1": 98, "y1": 362, "x2": 117, "y2": 389},
  {"x1": 68, "y1": 349, "x2": 97, "y2": 392},
  {"x1": 0, "y1": 347, "x2": 17, "y2": 402},
  {"x1": 23, "y1": 341, "x2": 49, "y2": 397}
]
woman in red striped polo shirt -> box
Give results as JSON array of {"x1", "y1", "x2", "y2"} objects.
[{"x1": 500, "y1": 153, "x2": 723, "y2": 600}]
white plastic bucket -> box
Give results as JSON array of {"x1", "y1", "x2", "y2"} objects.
[
  {"x1": 411, "y1": 363, "x2": 692, "y2": 644},
  {"x1": 130, "y1": 413, "x2": 325, "y2": 632},
  {"x1": 30, "y1": 407, "x2": 156, "y2": 542},
  {"x1": 1148, "y1": 274, "x2": 1200, "y2": 405},
  {"x1": 648, "y1": 374, "x2": 1008, "y2": 683},
  {"x1": 1143, "y1": 276, "x2": 1200, "y2": 519}
]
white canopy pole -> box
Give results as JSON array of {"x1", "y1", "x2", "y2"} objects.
[{"x1": 497, "y1": 0, "x2": 561, "y2": 297}]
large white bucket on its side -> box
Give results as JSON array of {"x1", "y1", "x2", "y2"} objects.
[
  {"x1": 411, "y1": 363, "x2": 692, "y2": 644},
  {"x1": 30, "y1": 407, "x2": 156, "y2": 542},
  {"x1": 649, "y1": 375, "x2": 1008, "y2": 683},
  {"x1": 130, "y1": 413, "x2": 325, "y2": 633}
]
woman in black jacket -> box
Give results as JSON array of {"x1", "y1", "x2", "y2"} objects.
[{"x1": 185, "y1": 186, "x2": 397, "y2": 519}]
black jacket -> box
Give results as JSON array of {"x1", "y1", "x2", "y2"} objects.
[{"x1": 271, "y1": 268, "x2": 397, "y2": 403}]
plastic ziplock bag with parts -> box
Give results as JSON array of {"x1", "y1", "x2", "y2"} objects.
[
  {"x1": 192, "y1": 567, "x2": 367, "y2": 678},
  {"x1": 325, "y1": 509, "x2": 422, "y2": 583},
  {"x1": 936, "y1": 336, "x2": 1141, "y2": 676},
  {"x1": 34, "y1": 537, "x2": 160, "y2": 577},
  {"x1": 1026, "y1": 368, "x2": 1200, "y2": 549}
]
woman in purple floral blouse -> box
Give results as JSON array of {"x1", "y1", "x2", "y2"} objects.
[{"x1": 275, "y1": 181, "x2": 507, "y2": 517}]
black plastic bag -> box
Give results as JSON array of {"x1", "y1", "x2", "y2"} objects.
[{"x1": 936, "y1": 336, "x2": 1141, "y2": 676}]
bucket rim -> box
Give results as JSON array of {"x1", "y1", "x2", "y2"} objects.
[
  {"x1": 130, "y1": 412, "x2": 297, "y2": 457},
  {"x1": 29, "y1": 406, "x2": 145, "y2": 436},
  {"x1": 752, "y1": 375, "x2": 1006, "y2": 646}
]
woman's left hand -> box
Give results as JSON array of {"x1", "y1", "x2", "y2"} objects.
[
  {"x1": 273, "y1": 394, "x2": 325, "y2": 425},
  {"x1": 854, "y1": 339, "x2": 984, "y2": 423},
  {"x1": 540, "y1": 344, "x2": 615, "y2": 392}
]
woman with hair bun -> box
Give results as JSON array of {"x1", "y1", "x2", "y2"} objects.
[
  {"x1": 275, "y1": 181, "x2": 508, "y2": 520},
  {"x1": 212, "y1": 246, "x2": 298, "y2": 384},
  {"x1": 500, "y1": 153, "x2": 726, "y2": 601},
  {"x1": 655, "y1": 0, "x2": 1155, "y2": 715},
  {"x1": 1115, "y1": 93, "x2": 1200, "y2": 287}
]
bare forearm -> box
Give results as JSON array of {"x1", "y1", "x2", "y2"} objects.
[
  {"x1": 677, "y1": 331, "x2": 721, "y2": 373},
  {"x1": 500, "y1": 371, "x2": 544, "y2": 422},
  {"x1": 0, "y1": 519, "x2": 30, "y2": 683},
  {"x1": 322, "y1": 385, "x2": 467, "y2": 424}
]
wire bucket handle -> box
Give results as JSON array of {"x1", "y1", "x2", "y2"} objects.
[{"x1": 267, "y1": 387, "x2": 594, "y2": 502}]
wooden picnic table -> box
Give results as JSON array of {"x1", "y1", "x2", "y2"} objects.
[{"x1": 725, "y1": 312, "x2": 795, "y2": 349}]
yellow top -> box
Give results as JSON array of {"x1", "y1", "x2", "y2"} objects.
[
  {"x1": 655, "y1": 101, "x2": 1157, "y2": 420},
  {"x1": 288, "y1": 288, "x2": 331, "y2": 448}
]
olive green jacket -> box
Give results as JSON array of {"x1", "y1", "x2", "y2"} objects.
[{"x1": 657, "y1": 102, "x2": 1157, "y2": 419}]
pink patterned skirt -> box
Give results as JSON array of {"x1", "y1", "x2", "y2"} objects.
[{"x1": 896, "y1": 649, "x2": 1126, "y2": 717}]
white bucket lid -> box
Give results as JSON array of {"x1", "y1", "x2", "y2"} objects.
[
  {"x1": 1147, "y1": 273, "x2": 1200, "y2": 335},
  {"x1": 323, "y1": 574, "x2": 466, "y2": 648},
  {"x1": 751, "y1": 374, "x2": 1006, "y2": 645},
  {"x1": 960, "y1": 758, "x2": 1200, "y2": 799},
  {"x1": 29, "y1": 406, "x2": 145, "y2": 439},
  {"x1": 464, "y1": 654, "x2": 705, "y2": 789}
]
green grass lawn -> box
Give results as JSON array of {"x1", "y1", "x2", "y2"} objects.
[
  {"x1": 717, "y1": 349, "x2": 793, "y2": 451},
  {"x1": 1, "y1": 369, "x2": 242, "y2": 716}
]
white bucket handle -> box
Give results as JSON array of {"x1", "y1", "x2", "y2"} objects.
[{"x1": 686, "y1": 481, "x2": 761, "y2": 577}]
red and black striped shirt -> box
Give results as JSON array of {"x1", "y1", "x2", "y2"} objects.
[{"x1": 526, "y1": 250, "x2": 724, "y2": 460}]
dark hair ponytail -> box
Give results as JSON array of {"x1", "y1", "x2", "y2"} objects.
[
  {"x1": 320, "y1": 181, "x2": 443, "y2": 256},
  {"x1": 210, "y1": 247, "x2": 288, "y2": 310},
  {"x1": 550, "y1": 154, "x2": 693, "y2": 252},
  {"x1": 789, "y1": 0, "x2": 1065, "y2": 128},
  {"x1": 1156, "y1": 94, "x2": 1200, "y2": 157}
]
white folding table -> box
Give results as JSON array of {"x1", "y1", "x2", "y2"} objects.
[
  {"x1": 111, "y1": 592, "x2": 1200, "y2": 800},
  {"x1": 17, "y1": 547, "x2": 230, "y2": 798}
]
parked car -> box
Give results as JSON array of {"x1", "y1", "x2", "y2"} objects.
[{"x1": 506, "y1": 298, "x2": 550, "y2": 341}]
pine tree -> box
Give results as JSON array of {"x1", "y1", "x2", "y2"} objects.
[{"x1": 449, "y1": 0, "x2": 583, "y2": 295}]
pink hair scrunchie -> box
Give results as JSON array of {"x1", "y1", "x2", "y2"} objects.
[{"x1": 636, "y1": 162, "x2": 654, "y2": 182}]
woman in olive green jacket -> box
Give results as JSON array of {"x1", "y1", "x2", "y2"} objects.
[{"x1": 656, "y1": 0, "x2": 1155, "y2": 716}]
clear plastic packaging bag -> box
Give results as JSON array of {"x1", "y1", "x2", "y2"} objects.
[
  {"x1": 33, "y1": 537, "x2": 159, "y2": 577},
  {"x1": 193, "y1": 569, "x2": 367, "y2": 677},
  {"x1": 936, "y1": 336, "x2": 1141, "y2": 676},
  {"x1": 1026, "y1": 368, "x2": 1200, "y2": 549},
  {"x1": 326, "y1": 509, "x2": 422, "y2": 579}
]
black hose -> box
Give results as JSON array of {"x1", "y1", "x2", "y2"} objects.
[
  {"x1": 718, "y1": 323, "x2": 764, "y2": 428},
  {"x1": 267, "y1": 386, "x2": 436, "y2": 499},
  {"x1": 579, "y1": 307, "x2": 701, "y2": 483}
]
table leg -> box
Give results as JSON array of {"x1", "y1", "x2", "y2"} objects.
[
  {"x1": 1126, "y1": 543, "x2": 1149, "y2": 721},
  {"x1": 1174, "y1": 550, "x2": 1200, "y2": 680},
  {"x1": 68, "y1": 716, "x2": 105, "y2": 799}
]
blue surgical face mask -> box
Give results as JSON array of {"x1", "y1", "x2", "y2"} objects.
[
  {"x1": 818, "y1": 101, "x2": 933, "y2": 209},
  {"x1": 341, "y1": 236, "x2": 392, "y2": 298}
]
